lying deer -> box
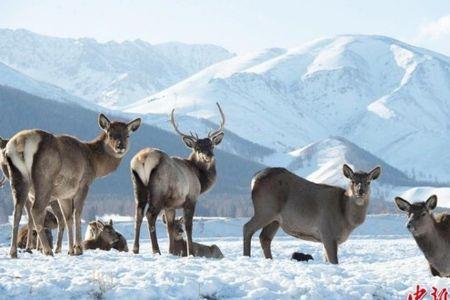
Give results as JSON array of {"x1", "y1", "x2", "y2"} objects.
[
  {"x1": 164, "y1": 216, "x2": 224, "y2": 259},
  {"x1": 17, "y1": 208, "x2": 58, "y2": 250},
  {"x1": 3, "y1": 114, "x2": 140, "y2": 258},
  {"x1": 244, "y1": 164, "x2": 381, "y2": 264},
  {"x1": 83, "y1": 219, "x2": 128, "y2": 252},
  {"x1": 1, "y1": 136, "x2": 65, "y2": 254},
  {"x1": 131, "y1": 103, "x2": 225, "y2": 256},
  {"x1": 395, "y1": 195, "x2": 450, "y2": 277}
]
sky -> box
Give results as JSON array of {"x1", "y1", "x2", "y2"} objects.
[{"x1": 0, "y1": 0, "x2": 450, "y2": 55}]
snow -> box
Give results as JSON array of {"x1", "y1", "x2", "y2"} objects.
[{"x1": 0, "y1": 215, "x2": 447, "y2": 299}]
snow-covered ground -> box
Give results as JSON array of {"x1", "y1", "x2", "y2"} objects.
[{"x1": 0, "y1": 215, "x2": 447, "y2": 299}]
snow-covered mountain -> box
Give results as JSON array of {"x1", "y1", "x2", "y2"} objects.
[
  {"x1": 126, "y1": 35, "x2": 450, "y2": 183},
  {"x1": 0, "y1": 61, "x2": 96, "y2": 110},
  {"x1": 0, "y1": 28, "x2": 233, "y2": 108}
]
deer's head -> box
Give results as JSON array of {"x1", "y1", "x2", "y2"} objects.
[
  {"x1": 170, "y1": 103, "x2": 225, "y2": 164},
  {"x1": 162, "y1": 215, "x2": 185, "y2": 241},
  {"x1": 98, "y1": 114, "x2": 141, "y2": 158},
  {"x1": 395, "y1": 195, "x2": 437, "y2": 237},
  {"x1": 343, "y1": 164, "x2": 381, "y2": 205},
  {"x1": 96, "y1": 219, "x2": 121, "y2": 245}
]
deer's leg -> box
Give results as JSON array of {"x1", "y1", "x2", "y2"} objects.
[
  {"x1": 430, "y1": 264, "x2": 440, "y2": 277},
  {"x1": 146, "y1": 205, "x2": 162, "y2": 255},
  {"x1": 59, "y1": 199, "x2": 75, "y2": 255},
  {"x1": 31, "y1": 186, "x2": 53, "y2": 256},
  {"x1": 243, "y1": 215, "x2": 274, "y2": 257},
  {"x1": 183, "y1": 201, "x2": 196, "y2": 257},
  {"x1": 73, "y1": 186, "x2": 89, "y2": 255},
  {"x1": 50, "y1": 200, "x2": 65, "y2": 254},
  {"x1": 8, "y1": 161, "x2": 29, "y2": 259},
  {"x1": 24, "y1": 198, "x2": 34, "y2": 253},
  {"x1": 259, "y1": 221, "x2": 279, "y2": 259},
  {"x1": 131, "y1": 170, "x2": 148, "y2": 254},
  {"x1": 163, "y1": 209, "x2": 176, "y2": 255},
  {"x1": 323, "y1": 238, "x2": 338, "y2": 264}
]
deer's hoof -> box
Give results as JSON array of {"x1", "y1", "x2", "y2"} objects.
[
  {"x1": 43, "y1": 249, "x2": 54, "y2": 257},
  {"x1": 25, "y1": 248, "x2": 33, "y2": 254},
  {"x1": 132, "y1": 248, "x2": 139, "y2": 254},
  {"x1": 74, "y1": 245, "x2": 83, "y2": 256},
  {"x1": 153, "y1": 250, "x2": 161, "y2": 255},
  {"x1": 54, "y1": 247, "x2": 62, "y2": 254},
  {"x1": 10, "y1": 251, "x2": 18, "y2": 259}
]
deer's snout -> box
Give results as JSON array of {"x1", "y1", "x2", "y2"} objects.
[{"x1": 407, "y1": 221, "x2": 415, "y2": 232}]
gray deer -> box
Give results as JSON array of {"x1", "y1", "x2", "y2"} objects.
[
  {"x1": 395, "y1": 195, "x2": 450, "y2": 277},
  {"x1": 130, "y1": 103, "x2": 225, "y2": 256},
  {"x1": 244, "y1": 164, "x2": 381, "y2": 264},
  {"x1": 3, "y1": 114, "x2": 141, "y2": 258},
  {"x1": 1, "y1": 137, "x2": 65, "y2": 254}
]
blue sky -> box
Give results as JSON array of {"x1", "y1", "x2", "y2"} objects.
[{"x1": 1, "y1": 0, "x2": 450, "y2": 55}]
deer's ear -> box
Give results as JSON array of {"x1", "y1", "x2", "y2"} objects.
[
  {"x1": 343, "y1": 164, "x2": 354, "y2": 179},
  {"x1": 98, "y1": 114, "x2": 111, "y2": 131},
  {"x1": 0, "y1": 136, "x2": 5, "y2": 149},
  {"x1": 182, "y1": 136, "x2": 196, "y2": 149},
  {"x1": 369, "y1": 166, "x2": 381, "y2": 181},
  {"x1": 128, "y1": 118, "x2": 141, "y2": 133},
  {"x1": 426, "y1": 195, "x2": 438, "y2": 210},
  {"x1": 211, "y1": 132, "x2": 224, "y2": 146},
  {"x1": 395, "y1": 197, "x2": 411, "y2": 212}
]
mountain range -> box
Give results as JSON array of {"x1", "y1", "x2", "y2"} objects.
[{"x1": 0, "y1": 29, "x2": 449, "y2": 214}]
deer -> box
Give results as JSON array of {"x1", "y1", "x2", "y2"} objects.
[
  {"x1": 163, "y1": 215, "x2": 224, "y2": 258},
  {"x1": 395, "y1": 195, "x2": 450, "y2": 277},
  {"x1": 17, "y1": 208, "x2": 58, "y2": 250},
  {"x1": 243, "y1": 164, "x2": 381, "y2": 264},
  {"x1": 82, "y1": 219, "x2": 128, "y2": 252},
  {"x1": 130, "y1": 103, "x2": 225, "y2": 256},
  {"x1": 1, "y1": 136, "x2": 66, "y2": 254},
  {"x1": 3, "y1": 113, "x2": 141, "y2": 258}
]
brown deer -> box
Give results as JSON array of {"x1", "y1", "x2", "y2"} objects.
[
  {"x1": 244, "y1": 164, "x2": 381, "y2": 264},
  {"x1": 17, "y1": 208, "x2": 58, "y2": 250},
  {"x1": 3, "y1": 114, "x2": 141, "y2": 258},
  {"x1": 163, "y1": 215, "x2": 224, "y2": 258},
  {"x1": 130, "y1": 103, "x2": 225, "y2": 256},
  {"x1": 395, "y1": 195, "x2": 450, "y2": 277},
  {"x1": 82, "y1": 219, "x2": 128, "y2": 252},
  {"x1": 1, "y1": 136, "x2": 65, "y2": 254}
]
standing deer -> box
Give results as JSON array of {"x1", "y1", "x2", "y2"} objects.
[
  {"x1": 1, "y1": 136, "x2": 65, "y2": 253},
  {"x1": 395, "y1": 195, "x2": 450, "y2": 277},
  {"x1": 243, "y1": 164, "x2": 381, "y2": 264},
  {"x1": 130, "y1": 103, "x2": 225, "y2": 256},
  {"x1": 3, "y1": 114, "x2": 141, "y2": 258}
]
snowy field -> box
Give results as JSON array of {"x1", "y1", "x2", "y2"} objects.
[{"x1": 0, "y1": 215, "x2": 448, "y2": 299}]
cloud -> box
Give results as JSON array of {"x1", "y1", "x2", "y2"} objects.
[{"x1": 416, "y1": 15, "x2": 450, "y2": 41}]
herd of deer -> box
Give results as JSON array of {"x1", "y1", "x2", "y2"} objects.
[{"x1": 0, "y1": 103, "x2": 449, "y2": 277}]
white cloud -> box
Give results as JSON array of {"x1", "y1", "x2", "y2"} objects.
[{"x1": 416, "y1": 15, "x2": 450, "y2": 41}]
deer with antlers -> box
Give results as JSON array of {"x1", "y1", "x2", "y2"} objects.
[{"x1": 130, "y1": 103, "x2": 225, "y2": 256}]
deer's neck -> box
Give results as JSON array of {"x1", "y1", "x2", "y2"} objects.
[
  {"x1": 188, "y1": 153, "x2": 217, "y2": 194},
  {"x1": 343, "y1": 189, "x2": 369, "y2": 228},
  {"x1": 414, "y1": 221, "x2": 448, "y2": 262},
  {"x1": 87, "y1": 133, "x2": 123, "y2": 178}
]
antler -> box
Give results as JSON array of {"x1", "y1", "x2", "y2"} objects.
[
  {"x1": 208, "y1": 102, "x2": 226, "y2": 138},
  {"x1": 170, "y1": 108, "x2": 197, "y2": 140},
  {"x1": 0, "y1": 176, "x2": 6, "y2": 188}
]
